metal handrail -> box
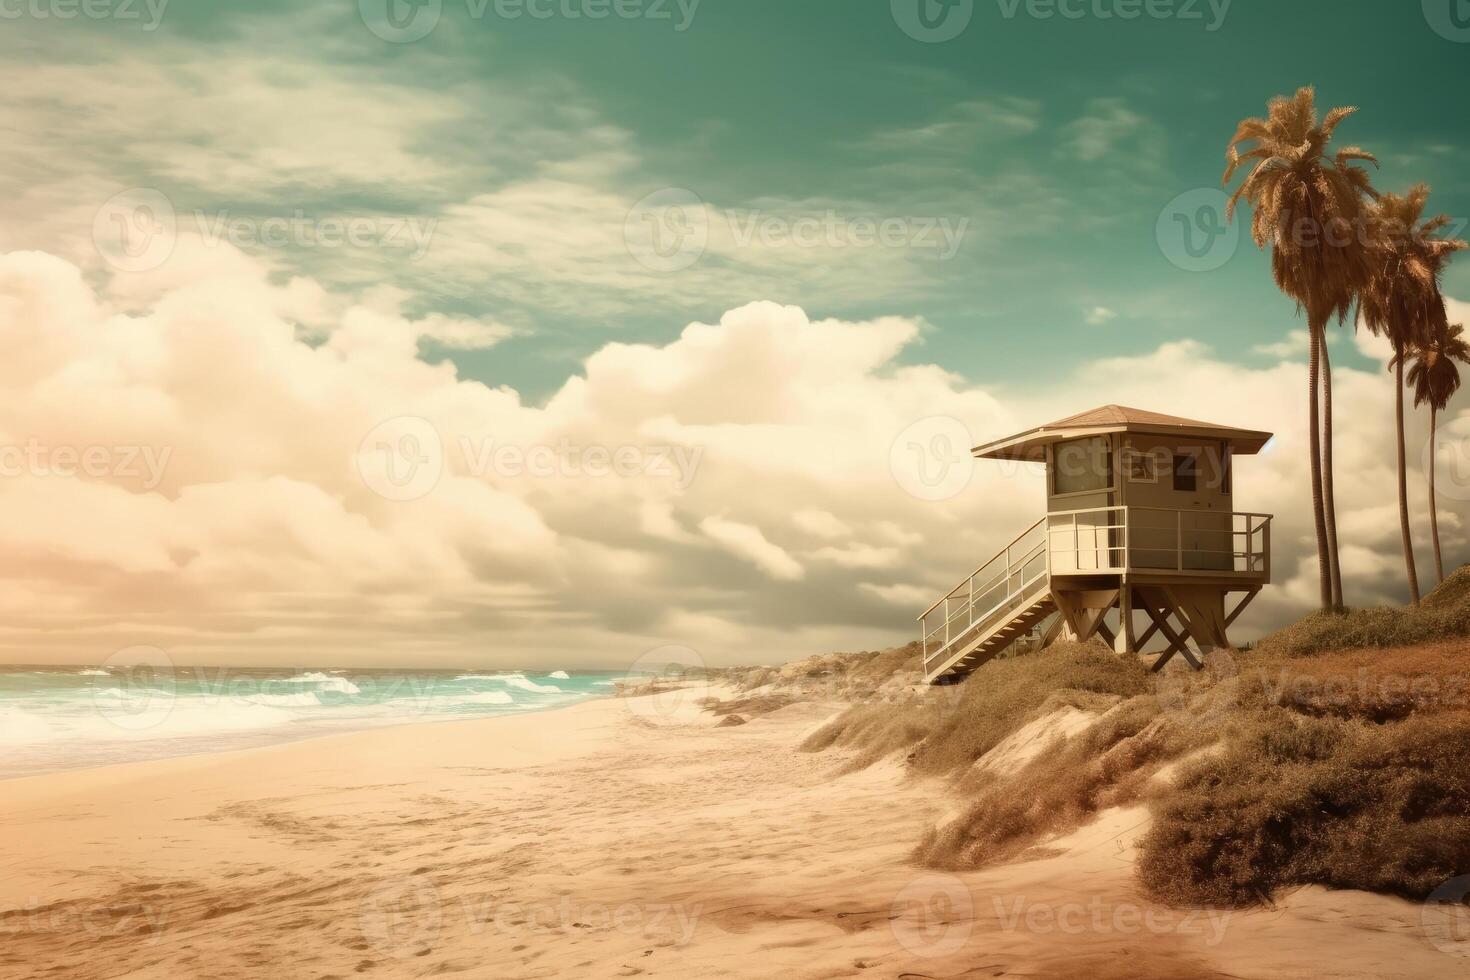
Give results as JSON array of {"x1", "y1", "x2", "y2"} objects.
[
  {"x1": 920, "y1": 550, "x2": 1049, "y2": 670},
  {"x1": 918, "y1": 517, "x2": 1045, "y2": 618}
]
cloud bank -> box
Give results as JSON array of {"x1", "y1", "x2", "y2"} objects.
[{"x1": 2, "y1": 243, "x2": 1466, "y2": 667}]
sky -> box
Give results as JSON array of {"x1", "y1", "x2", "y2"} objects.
[{"x1": 1, "y1": 0, "x2": 1468, "y2": 667}]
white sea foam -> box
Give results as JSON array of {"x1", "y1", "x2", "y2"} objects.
[
  {"x1": 505, "y1": 677, "x2": 561, "y2": 694},
  {"x1": 283, "y1": 672, "x2": 361, "y2": 695},
  {"x1": 0, "y1": 666, "x2": 609, "y2": 776},
  {"x1": 92, "y1": 687, "x2": 173, "y2": 700},
  {"x1": 457, "y1": 691, "x2": 514, "y2": 705},
  {"x1": 245, "y1": 692, "x2": 322, "y2": 708},
  {"x1": 0, "y1": 707, "x2": 53, "y2": 745},
  {"x1": 456, "y1": 672, "x2": 561, "y2": 693}
]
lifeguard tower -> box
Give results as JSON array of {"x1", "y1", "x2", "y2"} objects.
[{"x1": 919, "y1": 406, "x2": 1273, "y2": 684}]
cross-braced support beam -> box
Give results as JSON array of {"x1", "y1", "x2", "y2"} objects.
[
  {"x1": 1135, "y1": 584, "x2": 1251, "y2": 672},
  {"x1": 1044, "y1": 583, "x2": 1254, "y2": 671},
  {"x1": 1052, "y1": 589, "x2": 1119, "y2": 646}
]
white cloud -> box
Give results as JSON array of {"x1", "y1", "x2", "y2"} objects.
[
  {"x1": 1, "y1": 246, "x2": 1465, "y2": 668},
  {"x1": 793, "y1": 509, "x2": 851, "y2": 540},
  {"x1": 858, "y1": 582, "x2": 932, "y2": 606},
  {"x1": 1060, "y1": 98, "x2": 1162, "y2": 165},
  {"x1": 859, "y1": 97, "x2": 1041, "y2": 152},
  {"x1": 699, "y1": 517, "x2": 805, "y2": 581},
  {"x1": 1255, "y1": 330, "x2": 1311, "y2": 359},
  {"x1": 1085, "y1": 306, "x2": 1118, "y2": 325}
]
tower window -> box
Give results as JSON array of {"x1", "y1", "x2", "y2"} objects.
[{"x1": 1173, "y1": 451, "x2": 1198, "y2": 492}]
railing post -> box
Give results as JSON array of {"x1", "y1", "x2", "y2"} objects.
[
  {"x1": 1004, "y1": 545, "x2": 1013, "y2": 599},
  {"x1": 1176, "y1": 510, "x2": 1184, "y2": 570},
  {"x1": 1262, "y1": 518, "x2": 1271, "y2": 577},
  {"x1": 943, "y1": 597, "x2": 950, "y2": 646}
]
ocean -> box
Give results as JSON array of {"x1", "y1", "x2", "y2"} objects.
[{"x1": 0, "y1": 666, "x2": 619, "y2": 779}]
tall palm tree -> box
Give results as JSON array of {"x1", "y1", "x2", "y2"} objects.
[
  {"x1": 1361, "y1": 186, "x2": 1466, "y2": 604},
  {"x1": 1407, "y1": 321, "x2": 1470, "y2": 585},
  {"x1": 1224, "y1": 87, "x2": 1378, "y2": 610}
]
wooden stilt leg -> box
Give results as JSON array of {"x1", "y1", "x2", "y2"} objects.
[
  {"x1": 1165, "y1": 586, "x2": 1227, "y2": 654},
  {"x1": 1114, "y1": 584, "x2": 1137, "y2": 655}
]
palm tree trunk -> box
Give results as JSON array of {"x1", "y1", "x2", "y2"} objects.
[
  {"x1": 1308, "y1": 325, "x2": 1332, "y2": 610},
  {"x1": 1394, "y1": 352, "x2": 1421, "y2": 605},
  {"x1": 1430, "y1": 407, "x2": 1443, "y2": 585},
  {"x1": 1320, "y1": 333, "x2": 1343, "y2": 609}
]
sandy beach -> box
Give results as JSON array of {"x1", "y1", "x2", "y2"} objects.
[{"x1": 0, "y1": 686, "x2": 1461, "y2": 980}]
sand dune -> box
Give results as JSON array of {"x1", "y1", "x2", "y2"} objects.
[{"x1": 0, "y1": 684, "x2": 1460, "y2": 979}]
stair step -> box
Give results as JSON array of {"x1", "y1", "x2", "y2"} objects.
[{"x1": 923, "y1": 586, "x2": 1060, "y2": 683}]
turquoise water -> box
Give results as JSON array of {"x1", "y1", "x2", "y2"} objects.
[{"x1": 0, "y1": 667, "x2": 618, "y2": 779}]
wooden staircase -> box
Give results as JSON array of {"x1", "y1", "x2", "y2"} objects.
[
  {"x1": 922, "y1": 580, "x2": 1054, "y2": 683},
  {"x1": 919, "y1": 518, "x2": 1053, "y2": 684}
]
